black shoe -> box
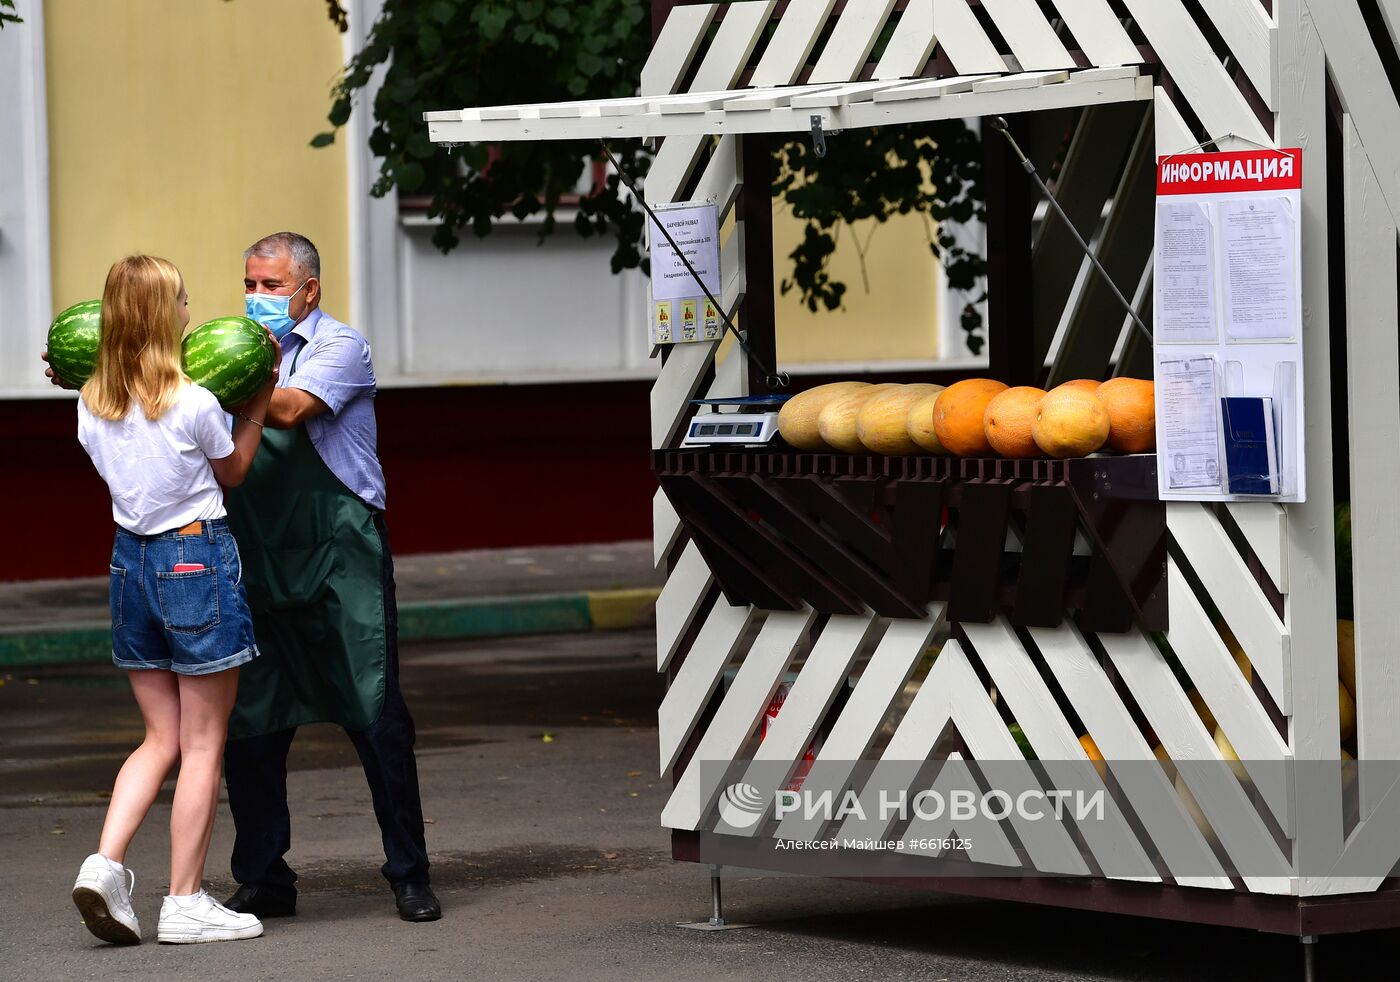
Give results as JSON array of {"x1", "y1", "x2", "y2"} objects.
[
  {"x1": 393, "y1": 882, "x2": 441, "y2": 922},
  {"x1": 224, "y1": 883, "x2": 297, "y2": 918}
]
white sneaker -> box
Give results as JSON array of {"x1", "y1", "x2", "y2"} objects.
[
  {"x1": 157, "y1": 889, "x2": 264, "y2": 944},
  {"x1": 72, "y1": 853, "x2": 141, "y2": 945}
]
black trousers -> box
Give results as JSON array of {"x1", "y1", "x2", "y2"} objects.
[{"x1": 223, "y1": 517, "x2": 430, "y2": 891}]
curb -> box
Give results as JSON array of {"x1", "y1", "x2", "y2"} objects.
[{"x1": 0, "y1": 588, "x2": 660, "y2": 669}]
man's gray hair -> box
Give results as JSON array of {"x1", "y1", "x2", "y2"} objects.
[{"x1": 244, "y1": 232, "x2": 321, "y2": 282}]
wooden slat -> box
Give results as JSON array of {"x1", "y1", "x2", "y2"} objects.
[
  {"x1": 663, "y1": 608, "x2": 817, "y2": 830},
  {"x1": 1165, "y1": 560, "x2": 1293, "y2": 834},
  {"x1": 1308, "y1": 0, "x2": 1400, "y2": 231},
  {"x1": 724, "y1": 84, "x2": 845, "y2": 110},
  {"x1": 1046, "y1": 105, "x2": 1155, "y2": 384},
  {"x1": 979, "y1": 0, "x2": 1076, "y2": 71},
  {"x1": 774, "y1": 606, "x2": 944, "y2": 841},
  {"x1": 1198, "y1": 0, "x2": 1278, "y2": 110},
  {"x1": 655, "y1": 540, "x2": 714, "y2": 672},
  {"x1": 889, "y1": 754, "x2": 1023, "y2": 867},
  {"x1": 1279, "y1": 0, "x2": 1344, "y2": 898},
  {"x1": 653, "y1": 490, "x2": 684, "y2": 569},
  {"x1": 658, "y1": 599, "x2": 758, "y2": 775},
  {"x1": 971, "y1": 70, "x2": 1070, "y2": 93},
  {"x1": 646, "y1": 0, "x2": 776, "y2": 202},
  {"x1": 788, "y1": 79, "x2": 924, "y2": 107},
  {"x1": 1046, "y1": 0, "x2": 1143, "y2": 68},
  {"x1": 873, "y1": 0, "x2": 936, "y2": 80},
  {"x1": 1099, "y1": 629, "x2": 1294, "y2": 894},
  {"x1": 1029, "y1": 623, "x2": 1232, "y2": 888},
  {"x1": 1225, "y1": 503, "x2": 1289, "y2": 594},
  {"x1": 875, "y1": 642, "x2": 1091, "y2": 873},
  {"x1": 871, "y1": 74, "x2": 993, "y2": 102},
  {"x1": 962, "y1": 620, "x2": 1160, "y2": 881},
  {"x1": 1343, "y1": 114, "x2": 1400, "y2": 818},
  {"x1": 1119, "y1": 0, "x2": 1272, "y2": 148},
  {"x1": 1032, "y1": 102, "x2": 1147, "y2": 363},
  {"x1": 751, "y1": 0, "x2": 840, "y2": 87},
  {"x1": 932, "y1": 0, "x2": 1010, "y2": 75},
  {"x1": 809, "y1": 0, "x2": 900, "y2": 84},
  {"x1": 728, "y1": 612, "x2": 882, "y2": 836},
  {"x1": 1169, "y1": 503, "x2": 1290, "y2": 712},
  {"x1": 641, "y1": 4, "x2": 717, "y2": 96}
]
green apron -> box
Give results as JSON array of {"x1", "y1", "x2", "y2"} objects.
[{"x1": 224, "y1": 354, "x2": 387, "y2": 739}]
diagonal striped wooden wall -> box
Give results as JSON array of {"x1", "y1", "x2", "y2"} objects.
[{"x1": 649, "y1": 0, "x2": 1398, "y2": 900}]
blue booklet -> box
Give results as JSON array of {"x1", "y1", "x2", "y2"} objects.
[{"x1": 1221, "y1": 397, "x2": 1279, "y2": 495}]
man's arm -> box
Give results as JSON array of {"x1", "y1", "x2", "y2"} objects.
[{"x1": 265, "y1": 387, "x2": 330, "y2": 429}]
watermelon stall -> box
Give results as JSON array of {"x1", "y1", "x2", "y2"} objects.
[{"x1": 425, "y1": 1, "x2": 1400, "y2": 976}]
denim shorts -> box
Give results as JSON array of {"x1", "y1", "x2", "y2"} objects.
[{"x1": 109, "y1": 517, "x2": 259, "y2": 676}]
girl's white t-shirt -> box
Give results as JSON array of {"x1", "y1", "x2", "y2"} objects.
[{"x1": 77, "y1": 382, "x2": 236, "y2": 535}]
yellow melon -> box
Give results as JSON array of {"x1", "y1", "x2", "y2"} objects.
[
  {"x1": 1188, "y1": 689, "x2": 1217, "y2": 735},
  {"x1": 857, "y1": 384, "x2": 944, "y2": 455},
  {"x1": 1079, "y1": 733, "x2": 1107, "y2": 780},
  {"x1": 777, "y1": 382, "x2": 871, "y2": 450},
  {"x1": 984, "y1": 386, "x2": 1047, "y2": 458},
  {"x1": 1175, "y1": 772, "x2": 1216, "y2": 844},
  {"x1": 905, "y1": 386, "x2": 949, "y2": 454},
  {"x1": 1337, "y1": 619, "x2": 1355, "y2": 697},
  {"x1": 1032, "y1": 387, "x2": 1110, "y2": 458},
  {"x1": 933, "y1": 379, "x2": 1009, "y2": 457},
  {"x1": 1097, "y1": 377, "x2": 1156, "y2": 453},
  {"x1": 1055, "y1": 379, "x2": 1103, "y2": 395},
  {"x1": 818, "y1": 383, "x2": 899, "y2": 453},
  {"x1": 1214, "y1": 725, "x2": 1250, "y2": 785},
  {"x1": 1339, "y1": 681, "x2": 1356, "y2": 742}
]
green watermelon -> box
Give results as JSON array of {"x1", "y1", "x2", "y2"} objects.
[
  {"x1": 47, "y1": 299, "x2": 103, "y2": 388},
  {"x1": 182, "y1": 316, "x2": 275, "y2": 408}
]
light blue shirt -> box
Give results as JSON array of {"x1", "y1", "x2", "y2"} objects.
[{"x1": 279, "y1": 308, "x2": 387, "y2": 511}]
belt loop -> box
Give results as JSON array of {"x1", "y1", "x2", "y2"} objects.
[{"x1": 206, "y1": 521, "x2": 216, "y2": 544}]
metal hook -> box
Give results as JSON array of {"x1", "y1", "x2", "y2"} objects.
[{"x1": 810, "y1": 114, "x2": 827, "y2": 158}]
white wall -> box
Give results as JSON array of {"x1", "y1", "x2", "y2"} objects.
[
  {"x1": 0, "y1": 5, "x2": 53, "y2": 397},
  {"x1": 391, "y1": 212, "x2": 654, "y2": 384}
]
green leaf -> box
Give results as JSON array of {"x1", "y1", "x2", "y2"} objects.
[
  {"x1": 431, "y1": 0, "x2": 455, "y2": 25},
  {"x1": 310, "y1": 132, "x2": 336, "y2": 148},
  {"x1": 328, "y1": 97, "x2": 352, "y2": 127}
]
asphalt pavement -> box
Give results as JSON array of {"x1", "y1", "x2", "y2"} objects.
[{"x1": 2, "y1": 628, "x2": 1397, "y2": 981}]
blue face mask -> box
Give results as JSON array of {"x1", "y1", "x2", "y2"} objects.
[{"x1": 245, "y1": 280, "x2": 309, "y2": 340}]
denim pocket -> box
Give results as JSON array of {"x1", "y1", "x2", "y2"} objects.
[
  {"x1": 109, "y1": 566, "x2": 126, "y2": 630},
  {"x1": 155, "y1": 567, "x2": 220, "y2": 634}
]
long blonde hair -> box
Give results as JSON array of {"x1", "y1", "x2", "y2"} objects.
[{"x1": 81, "y1": 255, "x2": 188, "y2": 421}]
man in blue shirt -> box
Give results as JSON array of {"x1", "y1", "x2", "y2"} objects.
[{"x1": 221, "y1": 232, "x2": 440, "y2": 923}]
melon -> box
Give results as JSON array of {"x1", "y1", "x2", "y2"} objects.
[
  {"x1": 1032, "y1": 387, "x2": 1110, "y2": 458},
  {"x1": 819, "y1": 383, "x2": 899, "y2": 453},
  {"x1": 182, "y1": 316, "x2": 275, "y2": 408},
  {"x1": 933, "y1": 378, "x2": 1009, "y2": 457},
  {"x1": 905, "y1": 386, "x2": 949, "y2": 454},
  {"x1": 857, "y1": 384, "x2": 943, "y2": 455},
  {"x1": 777, "y1": 382, "x2": 870, "y2": 449},
  {"x1": 46, "y1": 299, "x2": 103, "y2": 388},
  {"x1": 1337, "y1": 619, "x2": 1355, "y2": 696},
  {"x1": 984, "y1": 386, "x2": 1047, "y2": 458}
]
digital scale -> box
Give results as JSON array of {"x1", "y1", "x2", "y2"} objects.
[{"x1": 681, "y1": 395, "x2": 791, "y2": 447}]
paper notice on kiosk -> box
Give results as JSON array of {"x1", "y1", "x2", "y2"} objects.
[
  {"x1": 1155, "y1": 202, "x2": 1217, "y2": 343},
  {"x1": 1158, "y1": 357, "x2": 1224, "y2": 490},
  {"x1": 1221, "y1": 196, "x2": 1296, "y2": 341}
]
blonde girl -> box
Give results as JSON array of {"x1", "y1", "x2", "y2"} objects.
[{"x1": 68, "y1": 255, "x2": 278, "y2": 945}]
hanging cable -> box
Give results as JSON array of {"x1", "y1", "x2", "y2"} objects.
[
  {"x1": 599, "y1": 141, "x2": 789, "y2": 390},
  {"x1": 988, "y1": 117, "x2": 1154, "y2": 347}
]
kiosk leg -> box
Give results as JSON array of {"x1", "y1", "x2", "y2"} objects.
[
  {"x1": 675, "y1": 865, "x2": 753, "y2": 931},
  {"x1": 1300, "y1": 935, "x2": 1318, "y2": 982}
]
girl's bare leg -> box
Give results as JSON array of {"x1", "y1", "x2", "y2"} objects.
[
  {"x1": 168, "y1": 668, "x2": 240, "y2": 896},
  {"x1": 97, "y1": 670, "x2": 182, "y2": 864}
]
